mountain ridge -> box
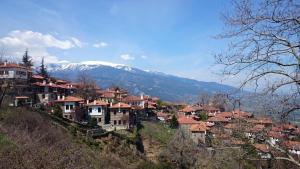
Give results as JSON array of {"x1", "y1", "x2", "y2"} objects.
[{"x1": 47, "y1": 61, "x2": 240, "y2": 102}]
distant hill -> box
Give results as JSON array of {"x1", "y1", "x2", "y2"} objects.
[{"x1": 47, "y1": 61, "x2": 241, "y2": 102}]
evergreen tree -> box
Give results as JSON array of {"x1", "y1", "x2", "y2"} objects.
[
  {"x1": 39, "y1": 57, "x2": 48, "y2": 77},
  {"x1": 22, "y1": 49, "x2": 32, "y2": 67},
  {"x1": 170, "y1": 114, "x2": 179, "y2": 129}
]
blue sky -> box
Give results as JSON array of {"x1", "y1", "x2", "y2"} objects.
[{"x1": 0, "y1": 0, "x2": 234, "y2": 84}]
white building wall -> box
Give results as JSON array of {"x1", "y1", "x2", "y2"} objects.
[{"x1": 64, "y1": 102, "x2": 76, "y2": 113}]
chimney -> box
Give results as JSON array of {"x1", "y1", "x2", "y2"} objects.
[
  {"x1": 86, "y1": 100, "x2": 89, "y2": 104},
  {"x1": 62, "y1": 95, "x2": 65, "y2": 100},
  {"x1": 43, "y1": 80, "x2": 46, "y2": 85},
  {"x1": 4, "y1": 60, "x2": 7, "y2": 66},
  {"x1": 94, "y1": 100, "x2": 96, "y2": 105},
  {"x1": 140, "y1": 93, "x2": 144, "y2": 100},
  {"x1": 57, "y1": 95, "x2": 60, "y2": 100},
  {"x1": 110, "y1": 102, "x2": 112, "y2": 107},
  {"x1": 118, "y1": 102, "x2": 121, "y2": 107}
]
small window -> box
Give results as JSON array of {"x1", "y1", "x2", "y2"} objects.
[
  {"x1": 114, "y1": 120, "x2": 117, "y2": 125},
  {"x1": 66, "y1": 105, "x2": 69, "y2": 110},
  {"x1": 114, "y1": 110, "x2": 117, "y2": 115},
  {"x1": 42, "y1": 94, "x2": 45, "y2": 99},
  {"x1": 98, "y1": 118, "x2": 101, "y2": 122},
  {"x1": 123, "y1": 120, "x2": 126, "y2": 125},
  {"x1": 118, "y1": 120, "x2": 121, "y2": 125},
  {"x1": 123, "y1": 110, "x2": 126, "y2": 114},
  {"x1": 98, "y1": 107, "x2": 101, "y2": 112},
  {"x1": 89, "y1": 108, "x2": 92, "y2": 113},
  {"x1": 70, "y1": 105, "x2": 74, "y2": 110}
]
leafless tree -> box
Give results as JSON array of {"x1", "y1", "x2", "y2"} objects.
[
  {"x1": 216, "y1": 0, "x2": 300, "y2": 166},
  {"x1": 197, "y1": 92, "x2": 211, "y2": 106},
  {"x1": 76, "y1": 72, "x2": 98, "y2": 100},
  {"x1": 216, "y1": 0, "x2": 300, "y2": 116}
]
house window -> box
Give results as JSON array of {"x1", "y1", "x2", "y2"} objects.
[
  {"x1": 98, "y1": 118, "x2": 101, "y2": 122},
  {"x1": 118, "y1": 120, "x2": 121, "y2": 125},
  {"x1": 70, "y1": 105, "x2": 74, "y2": 110},
  {"x1": 66, "y1": 105, "x2": 69, "y2": 110},
  {"x1": 114, "y1": 120, "x2": 117, "y2": 125},
  {"x1": 98, "y1": 107, "x2": 101, "y2": 112},
  {"x1": 89, "y1": 108, "x2": 92, "y2": 113},
  {"x1": 114, "y1": 110, "x2": 117, "y2": 115},
  {"x1": 123, "y1": 120, "x2": 126, "y2": 125},
  {"x1": 123, "y1": 110, "x2": 126, "y2": 114},
  {"x1": 42, "y1": 94, "x2": 45, "y2": 99}
]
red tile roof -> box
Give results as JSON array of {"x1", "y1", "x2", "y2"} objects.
[
  {"x1": 281, "y1": 141, "x2": 300, "y2": 150},
  {"x1": 177, "y1": 116, "x2": 201, "y2": 125},
  {"x1": 180, "y1": 106, "x2": 196, "y2": 113},
  {"x1": 122, "y1": 95, "x2": 143, "y2": 102},
  {"x1": 250, "y1": 124, "x2": 265, "y2": 133},
  {"x1": 110, "y1": 102, "x2": 131, "y2": 109},
  {"x1": 190, "y1": 122, "x2": 209, "y2": 132},
  {"x1": 86, "y1": 100, "x2": 108, "y2": 106},
  {"x1": 32, "y1": 74, "x2": 45, "y2": 79},
  {"x1": 207, "y1": 116, "x2": 230, "y2": 122},
  {"x1": 254, "y1": 144, "x2": 270, "y2": 153},
  {"x1": 55, "y1": 96, "x2": 84, "y2": 102},
  {"x1": 267, "y1": 131, "x2": 285, "y2": 139}
]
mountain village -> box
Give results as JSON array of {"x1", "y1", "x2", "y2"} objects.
[{"x1": 1, "y1": 55, "x2": 300, "y2": 167}]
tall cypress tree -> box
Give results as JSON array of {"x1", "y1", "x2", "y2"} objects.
[
  {"x1": 22, "y1": 49, "x2": 32, "y2": 67},
  {"x1": 39, "y1": 57, "x2": 48, "y2": 77}
]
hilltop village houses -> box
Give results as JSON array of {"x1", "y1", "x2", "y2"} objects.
[
  {"x1": 0, "y1": 60, "x2": 158, "y2": 131},
  {"x1": 1, "y1": 60, "x2": 300, "y2": 160}
]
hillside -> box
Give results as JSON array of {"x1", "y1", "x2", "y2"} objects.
[
  {"x1": 47, "y1": 61, "x2": 240, "y2": 102},
  {"x1": 0, "y1": 107, "x2": 154, "y2": 169}
]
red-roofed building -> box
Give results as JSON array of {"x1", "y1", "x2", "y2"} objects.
[
  {"x1": 55, "y1": 96, "x2": 84, "y2": 119},
  {"x1": 281, "y1": 141, "x2": 300, "y2": 155},
  {"x1": 253, "y1": 144, "x2": 271, "y2": 159},
  {"x1": 109, "y1": 102, "x2": 133, "y2": 130},
  {"x1": 267, "y1": 131, "x2": 285, "y2": 145},
  {"x1": 189, "y1": 122, "x2": 210, "y2": 144},
  {"x1": 86, "y1": 100, "x2": 109, "y2": 126}
]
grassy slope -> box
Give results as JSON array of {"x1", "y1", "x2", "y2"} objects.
[
  {"x1": 140, "y1": 121, "x2": 176, "y2": 146},
  {"x1": 0, "y1": 107, "x2": 145, "y2": 169}
]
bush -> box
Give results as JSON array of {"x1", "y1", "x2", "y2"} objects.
[
  {"x1": 87, "y1": 117, "x2": 98, "y2": 127},
  {"x1": 197, "y1": 112, "x2": 208, "y2": 120},
  {"x1": 169, "y1": 115, "x2": 179, "y2": 129},
  {"x1": 52, "y1": 105, "x2": 63, "y2": 118}
]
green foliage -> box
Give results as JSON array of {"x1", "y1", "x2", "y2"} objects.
[
  {"x1": 135, "y1": 133, "x2": 144, "y2": 153},
  {"x1": 197, "y1": 111, "x2": 208, "y2": 120},
  {"x1": 88, "y1": 117, "x2": 98, "y2": 127},
  {"x1": 52, "y1": 105, "x2": 63, "y2": 118},
  {"x1": 140, "y1": 121, "x2": 176, "y2": 145},
  {"x1": 39, "y1": 57, "x2": 48, "y2": 77},
  {"x1": 242, "y1": 143, "x2": 258, "y2": 158},
  {"x1": 232, "y1": 131, "x2": 245, "y2": 139},
  {"x1": 22, "y1": 49, "x2": 33, "y2": 67},
  {"x1": 156, "y1": 100, "x2": 163, "y2": 109},
  {"x1": 0, "y1": 133, "x2": 11, "y2": 147},
  {"x1": 169, "y1": 115, "x2": 179, "y2": 129}
]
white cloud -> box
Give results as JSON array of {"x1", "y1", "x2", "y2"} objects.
[
  {"x1": 120, "y1": 54, "x2": 135, "y2": 61},
  {"x1": 93, "y1": 42, "x2": 107, "y2": 48},
  {"x1": 71, "y1": 37, "x2": 84, "y2": 48},
  {"x1": 141, "y1": 55, "x2": 147, "y2": 59},
  {"x1": 0, "y1": 30, "x2": 82, "y2": 64}
]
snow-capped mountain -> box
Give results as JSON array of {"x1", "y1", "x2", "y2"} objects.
[{"x1": 48, "y1": 61, "x2": 240, "y2": 102}]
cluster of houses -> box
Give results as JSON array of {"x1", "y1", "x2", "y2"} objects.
[
  {"x1": 0, "y1": 61, "x2": 159, "y2": 131},
  {"x1": 158, "y1": 104, "x2": 300, "y2": 159},
  {"x1": 2, "y1": 61, "x2": 300, "y2": 159}
]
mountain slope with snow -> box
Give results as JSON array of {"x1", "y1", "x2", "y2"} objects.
[{"x1": 48, "y1": 61, "x2": 240, "y2": 102}]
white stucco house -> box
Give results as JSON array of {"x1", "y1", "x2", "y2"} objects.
[{"x1": 86, "y1": 100, "x2": 108, "y2": 126}]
